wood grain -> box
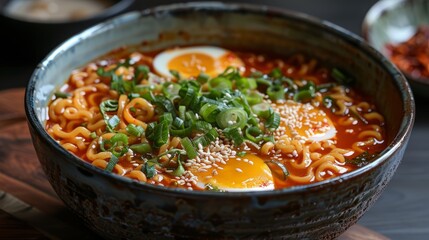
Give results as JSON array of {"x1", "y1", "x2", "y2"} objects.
[{"x1": 0, "y1": 88, "x2": 387, "y2": 239}]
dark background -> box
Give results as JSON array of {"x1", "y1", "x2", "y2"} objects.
[{"x1": 2, "y1": 1, "x2": 429, "y2": 239}]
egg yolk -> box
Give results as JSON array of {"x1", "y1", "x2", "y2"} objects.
[
  {"x1": 276, "y1": 101, "x2": 337, "y2": 141},
  {"x1": 168, "y1": 53, "x2": 216, "y2": 79},
  {"x1": 192, "y1": 154, "x2": 274, "y2": 191}
]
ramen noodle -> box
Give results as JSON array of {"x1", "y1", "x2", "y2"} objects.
[{"x1": 45, "y1": 45, "x2": 387, "y2": 191}]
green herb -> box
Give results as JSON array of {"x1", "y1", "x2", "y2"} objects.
[
  {"x1": 205, "y1": 184, "x2": 224, "y2": 192},
  {"x1": 216, "y1": 108, "x2": 248, "y2": 129},
  {"x1": 99, "y1": 100, "x2": 119, "y2": 132},
  {"x1": 173, "y1": 156, "x2": 185, "y2": 177},
  {"x1": 237, "y1": 151, "x2": 247, "y2": 157},
  {"x1": 180, "y1": 137, "x2": 198, "y2": 159},
  {"x1": 89, "y1": 132, "x2": 97, "y2": 139},
  {"x1": 266, "y1": 160, "x2": 289, "y2": 180},
  {"x1": 331, "y1": 68, "x2": 354, "y2": 86},
  {"x1": 142, "y1": 161, "x2": 157, "y2": 178},
  {"x1": 170, "y1": 70, "x2": 182, "y2": 80},
  {"x1": 105, "y1": 155, "x2": 119, "y2": 172},
  {"x1": 54, "y1": 92, "x2": 71, "y2": 99},
  {"x1": 267, "y1": 84, "x2": 285, "y2": 101},
  {"x1": 346, "y1": 151, "x2": 378, "y2": 167},
  {"x1": 130, "y1": 143, "x2": 152, "y2": 154}
]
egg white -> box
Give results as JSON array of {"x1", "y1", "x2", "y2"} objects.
[{"x1": 153, "y1": 46, "x2": 239, "y2": 78}]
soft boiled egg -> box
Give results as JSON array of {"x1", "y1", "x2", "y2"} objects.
[
  {"x1": 153, "y1": 46, "x2": 244, "y2": 79},
  {"x1": 275, "y1": 101, "x2": 337, "y2": 142},
  {"x1": 191, "y1": 154, "x2": 274, "y2": 192}
]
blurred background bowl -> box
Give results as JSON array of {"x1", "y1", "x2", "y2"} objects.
[
  {"x1": 0, "y1": 0, "x2": 134, "y2": 65},
  {"x1": 362, "y1": 0, "x2": 429, "y2": 97},
  {"x1": 25, "y1": 2, "x2": 414, "y2": 239}
]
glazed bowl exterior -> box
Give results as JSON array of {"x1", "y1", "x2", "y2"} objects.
[
  {"x1": 362, "y1": 0, "x2": 429, "y2": 96},
  {"x1": 0, "y1": 0, "x2": 134, "y2": 64},
  {"x1": 25, "y1": 2, "x2": 415, "y2": 239}
]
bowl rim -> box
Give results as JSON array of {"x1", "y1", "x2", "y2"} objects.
[
  {"x1": 25, "y1": 1, "x2": 415, "y2": 198},
  {"x1": 362, "y1": 0, "x2": 429, "y2": 87},
  {"x1": 1, "y1": 0, "x2": 135, "y2": 24}
]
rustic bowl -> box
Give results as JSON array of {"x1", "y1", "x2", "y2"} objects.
[
  {"x1": 362, "y1": 0, "x2": 429, "y2": 96},
  {"x1": 25, "y1": 2, "x2": 415, "y2": 239}
]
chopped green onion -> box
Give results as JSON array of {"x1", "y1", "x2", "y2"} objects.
[
  {"x1": 199, "y1": 103, "x2": 220, "y2": 123},
  {"x1": 130, "y1": 143, "x2": 152, "y2": 154},
  {"x1": 179, "y1": 105, "x2": 186, "y2": 120},
  {"x1": 237, "y1": 151, "x2": 247, "y2": 157},
  {"x1": 170, "y1": 70, "x2": 182, "y2": 80},
  {"x1": 346, "y1": 151, "x2": 379, "y2": 167},
  {"x1": 251, "y1": 103, "x2": 272, "y2": 117},
  {"x1": 267, "y1": 85, "x2": 285, "y2": 101},
  {"x1": 126, "y1": 124, "x2": 144, "y2": 137},
  {"x1": 244, "y1": 90, "x2": 263, "y2": 105},
  {"x1": 134, "y1": 65, "x2": 150, "y2": 82},
  {"x1": 236, "y1": 77, "x2": 257, "y2": 90},
  {"x1": 105, "y1": 155, "x2": 119, "y2": 172},
  {"x1": 317, "y1": 83, "x2": 336, "y2": 92},
  {"x1": 170, "y1": 126, "x2": 193, "y2": 137},
  {"x1": 245, "y1": 126, "x2": 263, "y2": 142},
  {"x1": 154, "y1": 122, "x2": 169, "y2": 148},
  {"x1": 159, "y1": 113, "x2": 173, "y2": 125},
  {"x1": 90, "y1": 132, "x2": 97, "y2": 139},
  {"x1": 208, "y1": 77, "x2": 232, "y2": 90},
  {"x1": 142, "y1": 161, "x2": 157, "y2": 179},
  {"x1": 100, "y1": 100, "x2": 119, "y2": 132},
  {"x1": 269, "y1": 68, "x2": 283, "y2": 79},
  {"x1": 265, "y1": 111, "x2": 281, "y2": 131},
  {"x1": 197, "y1": 72, "x2": 210, "y2": 84},
  {"x1": 216, "y1": 108, "x2": 248, "y2": 129},
  {"x1": 194, "y1": 120, "x2": 212, "y2": 132},
  {"x1": 172, "y1": 117, "x2": 185, "y2": 129},
  {"x1": 107, "y1": 115, "x2": 120, "y2": 131},
  {"x1": 181, "y1": 137, "x2": 198, "y2": 159},
  {"x1": 173, "y1": 157, "x2": 185, "y2": 177},
  {"x1": 266, "y1": 160, "x2": 289, "y2": 180},
  {"x1": 331, "y1": 68, "x2": 354, "y2": 86},
  {"x1": 223, "y1": 127, "x2": 244, "y2": 146},
  {"x1": 294, "y1": 82, "x2": 316, "y2": 102},
  {"x1": 54, "y1": 92, "x2": 71, "y2": 99},
  {"x1": 193, "y1": 128, "x2": 218, "y2": 147}
]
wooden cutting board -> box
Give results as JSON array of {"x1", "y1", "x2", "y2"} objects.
[{"x1": 0, "y1": 88, "x2": 389, "y2": 240}]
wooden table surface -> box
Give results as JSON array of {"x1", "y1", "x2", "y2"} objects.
[{"x1": 1, "y1": 1, "x2": 428, "y2": 239}]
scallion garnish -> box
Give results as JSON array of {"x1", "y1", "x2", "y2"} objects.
[
  {"x1": 181, "y1": 137, "x2": 198, "y2": 159},
  {"x1": 105, "y1": 155, "x2": 119, "y2": 172},
  {"x1": 216, "y1": 108, "x2": 248, "y2": 129},
  {"x1": 126, "y1": 124, "x2": 144, "y2": 137},
  {"x1": 130, "y1": 143, "x2": 152, "y2": 154},
  {"x1": 54, "y1": 92, "x2": 71, "y2": 99}
]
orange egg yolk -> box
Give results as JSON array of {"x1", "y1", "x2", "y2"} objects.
[
  {"x1": 168, "y1": 53, "x2": 215, "y2": 79},
  {"x1": 192, "y1": 154, "x2": 274, "y2": 191}
]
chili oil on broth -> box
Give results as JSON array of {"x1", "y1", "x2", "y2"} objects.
[{"x1": 45, "y1": 45, "x2": 387, "y2": 191}]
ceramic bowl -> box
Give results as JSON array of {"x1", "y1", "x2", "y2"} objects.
[
  {"x1": 25, "y1": 2, "x2": 415, "y2": 239},
  {"x1": 0, "y1": 0, "x2": 134, "y2": 64},
  {"x1": 362, "y1": 0, "x2": 429, "y2": 96}
]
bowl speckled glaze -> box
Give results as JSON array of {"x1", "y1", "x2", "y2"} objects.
[
  {"x1": 362, "y1": 0, "x2": 429, "y2": 97},
  {"x1": 25, "y1": 2, "x2": 415, "y2": 239}
]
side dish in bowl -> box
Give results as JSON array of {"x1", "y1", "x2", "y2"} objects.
[
  {"x1": 25, "y1": 2, "x2": 414, "y2": 239},
  {"x1": 363, "y1": 0, "x2": 429, "y2": 96}
]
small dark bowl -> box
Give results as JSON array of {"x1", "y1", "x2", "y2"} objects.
[
  {"x1": 25, "y1": 2, "x2": 415, "y2": 239},
  {"x1": 0, "y1": 0, "x2": 134, "y2": 65},
  {"x1": 362, "y1": 0, "x2": 429, "y2": 97}
]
